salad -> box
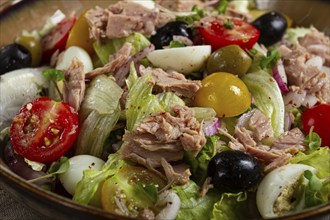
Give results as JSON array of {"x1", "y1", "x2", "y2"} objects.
[{"x1": 0, "y1": 0, "x2": 329, "y2": 219}]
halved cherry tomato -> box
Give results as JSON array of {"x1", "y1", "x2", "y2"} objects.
[
  {"x1": 199, "y1": 17, "x2": 260, "y2": 51},
  {"x1": 302, "y1": 104, "x2": 330, "y2": 147},
  {"x1": 10, "y1": 97, "x2": 79, "y2": 162},
  {"x1": 194, "y1": 72, "x2": 251, "y2": 118},
  {"x1": 41, "y1": 16, "x2": 76, "y2": 62},
  {"x1": 102, "y1": 165, "x2": 166, "y2": 217},
  {"x1": 66, "y1": 10, "x2": 94, "y2": 54}
]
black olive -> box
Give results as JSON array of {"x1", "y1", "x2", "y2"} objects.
[
  {"x1": 0, "y1": 43, "x2": 32, "y2": 75},
  {"x1": 207, "y1": 150, "x2": 261, "y2": 191},
  {"x1": 150, "y1": 21, "x2": 192, "y2": 49},
  {"x1": 252, "y1": 11, "x2": 287, "y2": 47}
]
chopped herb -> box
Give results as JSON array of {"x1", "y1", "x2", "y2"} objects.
[
  {"x1": 217, "y1": 0, "x2": 229, "y2": 14},
  {"x1": 42, "y1": 68, "x2": 65, "y2": 100},
  {"x1": 304, "y1": 129, "x2": 322, "y2": 153},
  {"x1": 176, "y1": 5, "x2": 207, "y2": 25},
  {"x1": 224, "y1": 18, "x2": 234, "y2": 29},
  {"x1": 169, "y1": 40, "x2": 186, "y2": 48},
  {"x1": 260, "y1": 50, "x2": 281, "y2": 69},
  {"x1": 249, "y1": 48, "x2": 258, "y2": 55},
  {"x1": 42, "y1": 68, "x2": 65, "y2": 81}
]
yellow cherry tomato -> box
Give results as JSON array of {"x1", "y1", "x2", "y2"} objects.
[
  {"x1": 15, "y1": 34, "x2": 42, "y2": 67},
  {"x1": 195, "y1": 72, "x2": 251, "y2": 118},
  {"x1": 66, "y1": 10, "x2": 94, "y2": 54}
]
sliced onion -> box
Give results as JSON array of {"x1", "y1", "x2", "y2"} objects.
[
  {"x1": 272, "y1": 60, "x2": 289, "y2": 93},
  {"x1": 203, "y1": 118, "x2": 221, "y2": 136},
  {"x1": 236, "y1": 109, "x2": 256, "y2": 128},
  {"x1": 302, "y1": 94, "x2": 318, "y2": 108},
  {"x1": 283, "y1": 90, "x2": 306, "y2": 110},
  {"x1": 155, "y1": 190, "x2": 180, "y2": 220},
  {"x1": 283, "y1": 111, "x2": 293, "y2": 132}
]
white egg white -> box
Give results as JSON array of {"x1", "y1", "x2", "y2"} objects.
[
  {"x1": 256, "y1": 164, "x2": 316, "y2": 218},
  {"x1": 147, "y1": 45, "x2": 211, "y2": 74},
  {"x1": 59, "y1": 155, "x2": 105, "y2": 195},
  {"x1": 56, "y1": 46, "x2": 93, "y2": 73}
]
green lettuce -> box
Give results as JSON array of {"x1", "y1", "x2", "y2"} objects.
[
  {"x1": 172, "y1": 181, "x2": 221, "y2": 220},
  {"x1": 242, "y1": 70, "x2": 285, "y2": 136},
  {"x1": 211, "y1": 192, "x2": 248, "y2": 220},
  {"x1": 73, "y1": 153, "x2": 126, "y2": 205},
  {"x1": 93, "y1": 33, "x2": 150, "y2": 65},
  {"x1": 291, "y1": 147, "x2": 330, "y2": 179},
  {"x1": 289, "y1": 132, "x2": 330, "y2": 210},
  {"x1": 184, "y1": 136, "x2": 219, "y2": 186},
  {"x1": 75, "y1": 75, "x2": 123, "y2": 157},
  {"x1": 125, "y1": 64, "x2": 184, "y2": 131}
]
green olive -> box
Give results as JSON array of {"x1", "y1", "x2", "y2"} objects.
[
  {"x1": 206, "y1": 45, "x2": 252, "y2": 77},
  {"x1": 15, "y1": 34, "x2": 42, "y2": 67}
]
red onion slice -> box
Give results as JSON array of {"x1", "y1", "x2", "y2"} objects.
[
  {"x1": 4, "y1": 142, "x2": 51, "y2": 186},
  {"x1": 272, "y1": 60, "x2": 289, "y2": 93},
  {"x1": 203, "y1": 118, "x2": 221, "y2": 136}
]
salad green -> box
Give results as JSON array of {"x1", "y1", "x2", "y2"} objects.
[{"x1": 0, "y1": 0, "x2": 329, "y2": 220}]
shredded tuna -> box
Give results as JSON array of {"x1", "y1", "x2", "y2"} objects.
[
  {"x1": 62, "y1": 58, "x2": 85, "y2": 111},
  {"x1": 85, "y1": 1, "x2": 174, "y2": 42},
  {"x1": 225, "y1": 4, "x2": 253, "y2": 22},
  {"x1": 85, "y1": 42, "x2": 133, "y2": 80},
  {"x1": 298, "y1": 27, "x2": 330, "y2": 66},
  {"x1": 264, "y1": 154, "x2": 292, "y2": 173},
  {"x1": 220, "y1": 126, "x2": 305, "y2": 173},
  {"x1": 198, "y1": 177, "x2": 213, "y2": 198},
  {"x1": 161, "y1": 158, "x2": 191, "y2": 185},
  {"x1": 139, "y1": 66, "x2": 202, "y2": 99},
  {"x1": 156, "y1": 0, "x2": 204, "y2": 12},
  {"x1": 271, "y1": 128, "x2": 306, "y2": 154},
  {"x1": 121, "y1": 105, "x2": 205, "y2": 184},
  {"x1": 280, "y1": 44, "x2": 330, "y2": 105},
  {"x1": 248, "y1": 109, "x2": 274, "y2": 140}
]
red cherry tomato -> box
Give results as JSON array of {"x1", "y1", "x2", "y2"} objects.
[
  {"x1": 10, "y1": 97, "x2": 79, "y2": 162},
  {"x1": 199, "y1": 17, "x2": 260, "y2": 51},
  {"x1": 302, "y1": 104, "x2": 330, "y2": 147},
  {"x1": 41, "y1": 16, "x2": 76, "y2": 62}
]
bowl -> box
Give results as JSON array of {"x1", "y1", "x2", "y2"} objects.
[{"x1": 0, "y1": 0, "x2": 329, "y2": 219}]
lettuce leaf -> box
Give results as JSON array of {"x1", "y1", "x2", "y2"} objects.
[
  {"x1": 184, "y1": 136, "x2": 219, "y2": 186},
  {"x1": 212, "y1": 192, "x2": 247, "y2": 220},
  {"x1": 242, "y1": 70, "x2": 285, "y2": 136},
  {"x1": 172, "y1": 181, "x2": 221, "y2": 220},
  {"x1": 290, "y1": 147, "x2": 330, "y2": 179},
  {"x1": 73, "y1": 153, "x2": 126, "y2": 205},
  {"x1": 93, "y1": 33, "x2": 150, "y2": 65},
  {"x1": 75, "y1": 75, "x2": 123, "y2": 157},
  {"x1": 125, "y1": 64, "x2": 184, "y2": 131}
]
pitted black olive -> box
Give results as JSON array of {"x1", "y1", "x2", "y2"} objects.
[
  {"x1": 252, "y1": 11, "x2": 287, "y2": 47},
  {"x1": 207, "y1": 150, "x2": 261, "y2": 192},
  {"x1": 150, "y1": 21, "x2": 192, "y2": 49},
  {"x1": 0, "y1": 43, "x2": 32, "y2": 75}
]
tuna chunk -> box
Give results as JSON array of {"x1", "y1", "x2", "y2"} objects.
[
  {"x1": 85, "y1": 1, "x2": 174, "y2": 41},
  {"x1": 156, "y1": 0, "x2": 204, "y2": 12},
  {"x1": 139, "y1": 66, "x2": 202, "y2": 99},
  {"x1": 280, "y1": 44, "x2": 330, "y2": 104},
  {"x1": 121, "y1": 105, "x2": 205, "y2": 184},
  {"x1": 298, "y1": 27, "x2": 330, "y2": 66},
  {"x1": 62, "y1": 58, "x2": 85, "y2": 111},
  {"x1": 271, "y1": 128, "x2": 306, "y2": 154},
  {"x1": 85, "y1": 42, "x2": 133, "y2": 81}
]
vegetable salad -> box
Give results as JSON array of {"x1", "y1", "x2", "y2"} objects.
[{"x1": 0, "y1": 0, "x2": 329, "y2": 219}]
